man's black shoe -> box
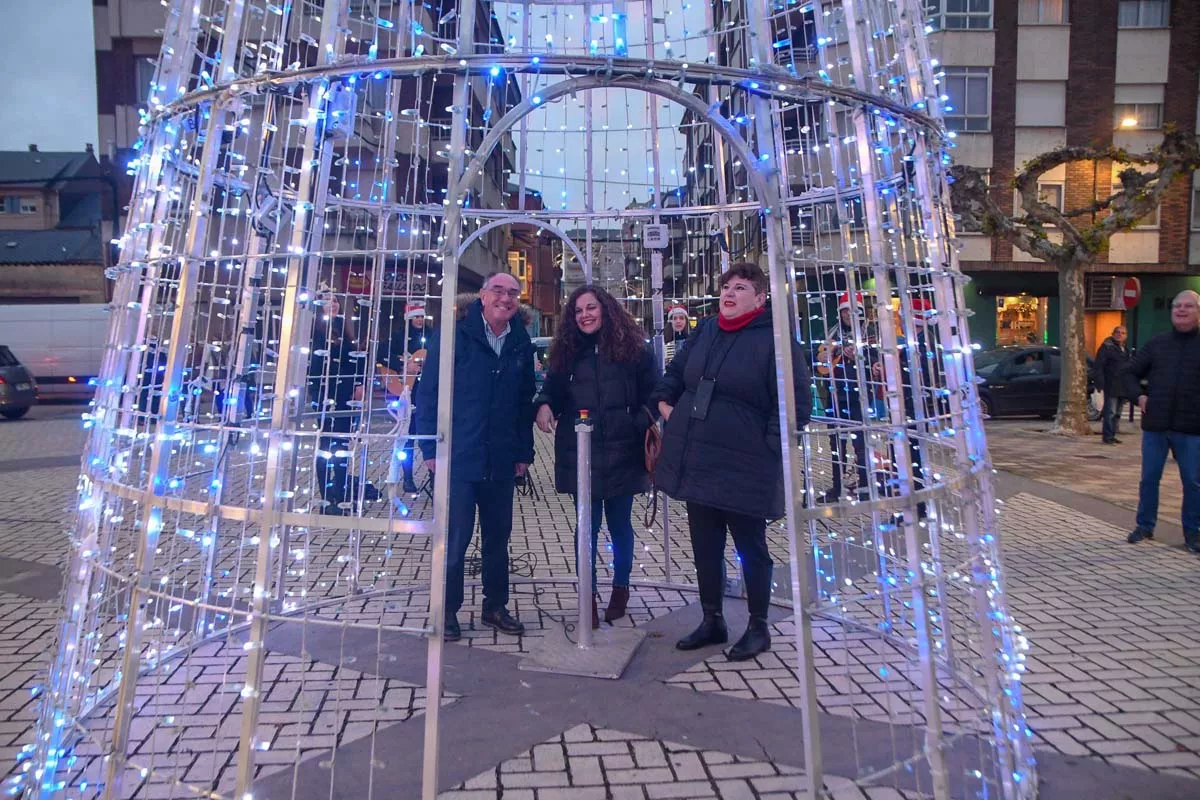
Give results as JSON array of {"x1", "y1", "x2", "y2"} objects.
[
  {"x1": 444, "y1": 616, "x2": 462, "y2": 642},
  {"x1": 1184, "y1": 532, "x2": 1200, "y2": 554},
  {"x1": 1128, "y1": 527, "x2": 1154, "y2": 543},
  {"x1": 480, "y1": 608, "x2": 525, "y2": 636},
  {"x1": 1112, "y1": 437, "x2": 1123, "y2": 444},
  {"x1": 1102, "y1": 439, "x2": 1116, "y2": 445},
  {"x1": 402, "y1": 477, "x2": 419, "y2": 494}
]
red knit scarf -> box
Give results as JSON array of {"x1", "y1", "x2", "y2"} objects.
[{"x1": 718, "y1": 306, "x2": 766, "y2": 332}]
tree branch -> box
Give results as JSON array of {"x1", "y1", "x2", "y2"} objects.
[{"x1": 947, "y1": 165, "x2": 1071, "y2": 263}]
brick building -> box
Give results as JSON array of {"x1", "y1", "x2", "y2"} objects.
[{"x1": 928, "y1": 0, "x2": 1200, "y2": 353}]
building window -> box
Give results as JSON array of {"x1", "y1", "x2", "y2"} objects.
[
  {"x1": 1191, "y1": 186, "x2": 1200, "y2": 230},
  {"x1": 1118, "y1": 0, "x2": 1170, "y2": 28},
  {"x1": 0, "y1": 196, "x2": 37, "y2": 214},
  {"x1": 1114, "y1": 103, "x2": 1162, "y2": 130},
  {"x1": 507, "y1": 250, "x2": 530, "y2": 301},
  {"x1": 925, "y1": 0, "x2": 992, "y2": 29},
  {"x1": 1018, "y1": 0, "x2": 1068, "y2": 24},
  {"x1": 942, "y1": 67, "x2": 991, "y2": 132},
  {"x1": 1136, "y1": 205, "x2": 1161, "y2": 229},
  {"x1": 136, "y1": 58, "x2": 157, "y2": 106},
  {"x1": 1038, "y1": 182, "x2": 1065, "y2": 212}
]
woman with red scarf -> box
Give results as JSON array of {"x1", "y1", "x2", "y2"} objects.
[{"x1": 650, "y1": 262, "x2": 812, "y2": 661}]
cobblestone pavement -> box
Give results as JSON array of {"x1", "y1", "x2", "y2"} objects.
[
  {"x1": 441, "y1": 723, "x2": 919, "y2": 800},
  {"x1": 0, "y1": 407, "x2": 1197, "y2": 799},
  {"x1": 985, "y1": 416, "x2": 1182, "y2": 531}
]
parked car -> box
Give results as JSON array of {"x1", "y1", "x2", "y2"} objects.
[
  {"x1": 0, "y1": 345, "x2": 37, "y2": 419},
  {"x1": 974, "y1": 345, "x2": 1100, "y2": 421}
]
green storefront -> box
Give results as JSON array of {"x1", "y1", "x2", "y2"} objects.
[{"x1": 962, "y1": 272, "x2": 1200, "y2": 354}]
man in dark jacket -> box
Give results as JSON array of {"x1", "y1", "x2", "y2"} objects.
[
  {"x1": 414, "y1": 272, "x2": 536, "y2": 639},
  {"x1": 1123, "y1": 290, "x2": 1200, "y2": 552},
  {"x1": 1094, "y1": 325, "x2": 1131, "y2": 445}
]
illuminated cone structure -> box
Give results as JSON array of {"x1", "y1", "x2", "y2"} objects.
[{"x1": 26, "y1": 1, "x2": 1035, "y2": 798}]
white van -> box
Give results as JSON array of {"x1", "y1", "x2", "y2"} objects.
[{"x1": 0, "y1": 304, "x2": 108, "y2": 401}]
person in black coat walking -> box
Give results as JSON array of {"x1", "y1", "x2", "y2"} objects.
[
  {"x1": 1122, "y1": 290, "x2": 1200, "y2": 553},
  {"x1": 414, "y1": 272, "x2": 536, "y2": 640},
  {"x1": 535, "y1": 286, "x2": 658, "y2": 626},
  {"x1": 650, "y1": 262, "x2": 813, "y2": 661},
  {"x1": 1093, "y1": 325, "x2": 1131, "y2": 445}
]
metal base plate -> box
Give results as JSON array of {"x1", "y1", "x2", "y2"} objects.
[{"x1": 519, "y1": 622, "x2": 647, "y2": 680}]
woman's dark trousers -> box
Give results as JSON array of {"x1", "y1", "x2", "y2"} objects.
[{"x1": 685, "y1": 501, "x2": 773, "y2": 618}]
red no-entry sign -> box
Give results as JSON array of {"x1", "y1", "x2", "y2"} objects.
[{"x1": 1120, "y1": 277, "x2": 1142, "y2": 310}]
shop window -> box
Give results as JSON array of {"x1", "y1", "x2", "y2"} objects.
[
  {"x1": 996, "y1": 295, "x2": 1047, "y2": 346},
  {"x1": 942, "y1": 67, "x2": 991, "y2": 132},
  {"x1": 1114, "y1": 103, "x2": 1162, "y2": 130},
  {"x1": 1118, "y1": 0, "x2": 1169, "y2": 28},
  {"x1": 925, "y1": 0, "x2": 992, "y2": 30},
  {"x1": 1018, "y1": 0, "x2": 1068, "y2": 24}
]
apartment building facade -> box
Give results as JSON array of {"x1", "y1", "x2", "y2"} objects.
[{"x1": 929, "y1": 0, "x2": 1200, "y2": 352}]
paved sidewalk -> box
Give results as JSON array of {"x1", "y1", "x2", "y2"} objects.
[
  {"x1": 985, "y1": 417, "x2": 1184, "y2": 538},
  {"x1": 0, "y1": 408, "x2": 1197, "y2": 799}
]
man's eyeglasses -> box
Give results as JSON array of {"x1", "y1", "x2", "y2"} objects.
[{"x1": 487, "y1": 287, "x2": 521, "y2": 299}]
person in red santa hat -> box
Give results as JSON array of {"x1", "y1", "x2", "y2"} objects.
[{"x1": 664, "y1": 305, "x2": 690, "y2": 364}]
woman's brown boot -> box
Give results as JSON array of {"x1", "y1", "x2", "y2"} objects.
[{"x1": 604, "y1": 586, "x2": 630, "y2": 622}]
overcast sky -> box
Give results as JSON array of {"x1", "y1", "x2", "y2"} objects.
[
  {"x1": 0, "y1": 0, "x2": 98, "y2": 153},
  {"x1": 492, "y1": 2, "x2": 710, "y2": 216}
]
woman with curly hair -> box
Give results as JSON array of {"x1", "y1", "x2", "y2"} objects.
[{"x1": 535, "y1": 285, "x2": 659, "y2": 625}]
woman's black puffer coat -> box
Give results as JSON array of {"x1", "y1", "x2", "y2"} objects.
[
  {"x1": 536, "y1": 341, "x2": 659, "y2": 499},
  {"x1": 649, "y1": 312, "x2": 813, "y2": 520}
]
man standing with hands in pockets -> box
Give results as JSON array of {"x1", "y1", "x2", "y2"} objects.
[
  {"x1": 415, "y1": 271, "x2": 536, "y2": 640},
  {"x1": 1124, "y1": 290, "x2": 1200, "y2": 553}
]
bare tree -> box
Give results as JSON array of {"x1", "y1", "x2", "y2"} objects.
[{"x1": 948, "y1": 130, "x2": 1200, "y2": 435}]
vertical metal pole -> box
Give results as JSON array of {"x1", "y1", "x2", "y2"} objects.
[
  {"x1": 741, "y1": 0, "x2": 825, "y2": 794},
  {"x1": 422, "y1": 0, "x2": 479, "y2": 795},
  {"x1": 584, "y1": 5, "x2": 595, "y2": 287},
  {"x1": 102, "y1": 99, "x2": 230, "y2": 800},
  {"x1": 840, "y1": 4, "x2": 949, "y2": 797},
  {"x1": 641, "y1": 0, "x2": 675, "y2": 590},
  {"x1": 231, "y1": 1, "x2": 347, "y2": 794},
  {"x1": 576, "y1": 412, "x2": 594, "y2": 649},
  {"x1": 892, "y1": 1, "x2": 1032, "y2": 793}
]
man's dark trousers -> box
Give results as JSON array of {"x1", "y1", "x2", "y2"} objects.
[
  {"x1": 445, "y1": 477, "x2": 515, "y2": 617},
  {"x1": 1102, "y1": 392, "x2": 1125, "y2": 442},
  {"x1": 1136, "y1": 430, "x2": 1200, "y2": 535}
]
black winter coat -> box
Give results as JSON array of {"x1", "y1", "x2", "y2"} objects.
[
  {"x1": 649, "y1": 311, "x2": 813, "y2": 520},
  {"x1": 1122, "y1": 328, "x2": 1200, "y2": 435},
  {"x1": 1093, "y1": 336, "x2": 1131, "y2": 396},
  {"x1": 414, "y1": 300, "x2": 536, "y2": 481},
  {"x1": 308, "y1": 319, "x2": 363, "y2": 434},
  {"x1": 536, "y1": 341, "x2": 658, "y2": 498}
]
